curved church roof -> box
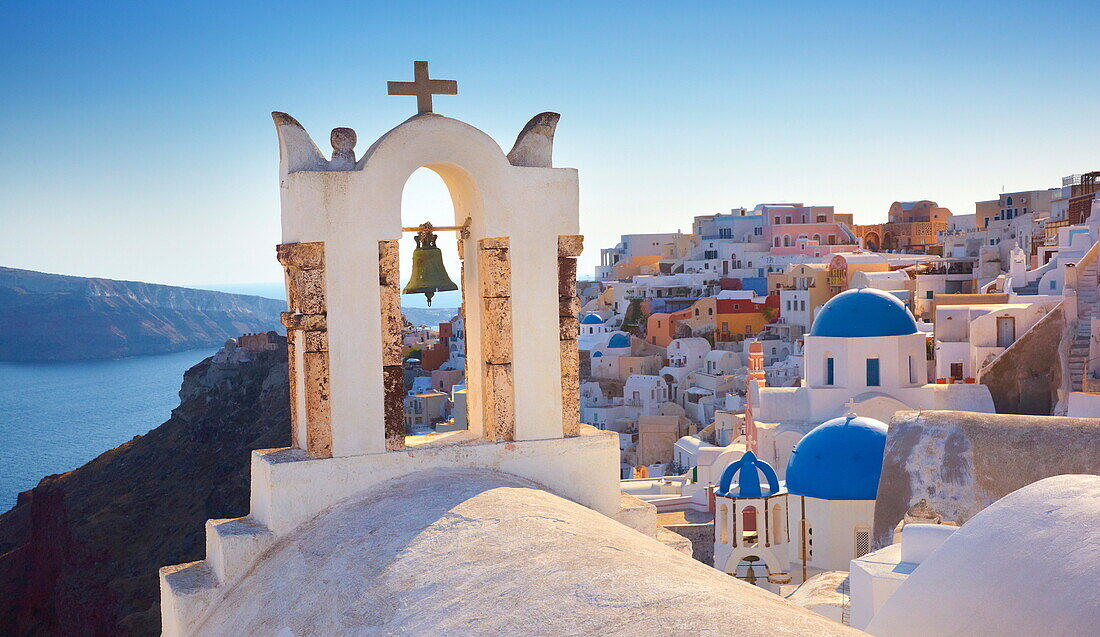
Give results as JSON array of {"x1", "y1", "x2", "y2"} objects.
[
  {"x1": 716, "y1": 451, "x2": 782, "y2": 498},
  {"x1": 810, "y1": 287, "x2": 918, "y2": 338},
  {"x1": 580, "y1": 313, "x2": 606, "y2": 325},
  {"x1": 607, "y1": 333, "x2": 630, "y2": 349},
  {"x1": 785, "y1": 414, "x2": 888, "y2": 500},
  {"x1": 868, "y1": 475, "x2": 1100, "y2": 636}
]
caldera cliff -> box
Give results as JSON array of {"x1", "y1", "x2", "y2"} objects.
[
  {"x1": 0, "y1": 267, "x2": 285, "y2": 361},
  {"x1": 0, "y1": 347, "x2": 291, "y2": 635}
]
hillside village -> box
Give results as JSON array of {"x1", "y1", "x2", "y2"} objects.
[
  {"x1": 387, "y1": 171, "x2": 1100, "y2": 629},
  {"x1": 143, "y1": 61, "x2": 1100, "y2": 635}
]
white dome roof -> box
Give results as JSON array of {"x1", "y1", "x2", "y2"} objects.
[
  {"x1": 868, "y1": 474, "x2": 1100, "y2": 636},
  {"x1": 195, "y1": 469, "x2": 856, "y2": 635}
]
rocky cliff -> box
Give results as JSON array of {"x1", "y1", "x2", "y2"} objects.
[
  {"x1": 0, "y1": 347, "x2": 291, "y2": 635},
  {"x1": 0, "y1": 267, "x2": 286, "y2": 361}
]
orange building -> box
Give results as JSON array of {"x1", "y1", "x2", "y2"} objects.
[
  {"x1": 715, "y1": 295, "x2": 776, "y2": 342},
  {"x1": 646, "y1": 307, "x2": 693, "y2": 347},
  {"x1": 852, "y1": 200, "x2": 952, "y2": 253}
]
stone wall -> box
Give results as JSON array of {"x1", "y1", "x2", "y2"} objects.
[
  {"x1": 873, "y1": 409, "x2": 1100, "y2": 548},
  {"x1": 661, "y1": 522, "x2": 714, "y2": 565},
  {"x1": 277, "y1": 241, "x2": 331, "y2": 458}
]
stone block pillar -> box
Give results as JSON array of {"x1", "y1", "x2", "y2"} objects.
[
  {"x1": 277, "y1": 241, "x2": 332, "y2": 458},
  {"x1": 378, "y1": 240, "x2": 405, "y2": 451},
  {"x1": 478, "y1": 237, "x2": 515, "y2": 441},
  {"x1": 558, "y1": 235, "x2": 584, "y2": 437}
]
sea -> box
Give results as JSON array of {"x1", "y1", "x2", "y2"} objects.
[{"x1": 0, "y1": 348, "x2": 216, "y2": 510}]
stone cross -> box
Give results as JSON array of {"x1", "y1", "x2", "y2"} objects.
[{"x1": 387, "y1": 61, "x2": 458, "y2": 114}]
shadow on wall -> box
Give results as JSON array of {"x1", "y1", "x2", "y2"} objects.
[
  {"x1": 978, "y1": 304, "x2": 1065, "y2": 415},
  {"x1": 872, "y1": 409, "x2": 1100, "y2": 549}
]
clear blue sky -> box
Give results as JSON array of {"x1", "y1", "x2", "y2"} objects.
[{"x1": 2, "y1": 1, "x2": 1097, "y2": 289}]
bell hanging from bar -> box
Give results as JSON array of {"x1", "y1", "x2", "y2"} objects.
[{"x1": 403, "y1": 225, "x2": 458, "y2": 306}]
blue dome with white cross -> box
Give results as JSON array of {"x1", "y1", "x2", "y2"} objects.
[{"x1": 810, "y1": 287, "x2": 918, "y2": 338}]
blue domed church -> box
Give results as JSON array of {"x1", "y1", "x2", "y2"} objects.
[
  {"x1": 714, "y1": 413, "x2": 890, "y2": 586},
  {"x1": 745, "y1": 287, "x2": 995, "y2": 478}
]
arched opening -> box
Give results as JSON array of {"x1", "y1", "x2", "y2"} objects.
[
  {"x1": 735, "y1": 555, "x2": 768, "y2": 585},
  {"x1": 812, "y1": 233, "x2": 821, "y2": 244},
  {"x1": 719, "y1": 502, "x2": 729, "y2": 544},
  {"x1": 742, "y1": 505, "x2": 759, "y2": 546},
  {"x1": 399, "y1": 168, "x2": 469, "y2": 438},
  {"x1": 772, "y1": 503, "x2": 784, "y2": 544},
  {"x1": 864, "y1": 231, "x2": 880, "y2": 251},
  {"x1": 783, "y1": 235, "x2": 792, "y2": 247}
]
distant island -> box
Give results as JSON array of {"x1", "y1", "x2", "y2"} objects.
[{"x1": 0, "y1": 267, "x2": 285, "y2": 361}]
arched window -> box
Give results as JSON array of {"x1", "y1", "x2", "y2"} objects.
[
  {"x1": 812, "y1": 234, "x2": 821, "y2": 243},
  {"x1": 742, "y1": 505, "x2": 759, "y2": 547},
  {"x1": 773, "y1": 237, "x2": 780, "y2": 247},
  {"x1": 719, "y1": 502, "x2": 729, "y2": 544},
  {"x1": 855, "y1": 525, "x2": 871, "y2": 558},
  {"x1": 772, "y1": 503, "x2": 784, "y2": 544},
  {"x1": 783, "y1": 235, "x2": 792, "y2": 247}
]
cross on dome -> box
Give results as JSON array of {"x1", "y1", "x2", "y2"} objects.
[{"x1": 387, "y1": 61, "x2": 458, "y2": 114}]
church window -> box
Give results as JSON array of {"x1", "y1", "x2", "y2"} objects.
[
  {"x1": 825, "y1": 357, "x2": 834, "y2": 385},
  {"x1": 772, "y1": 504, "x2": 784, "y2": 544},
  {"x1": 855, "y1": 526, "x2": 871, "y2": 557},
  {"x1": 908, "y1": 355, "x2": 916, "y2": 384},
  {"x1": 866, "y1": 358, "x2": 880, "y2": 386},
  {"x1": 719, "y1": 503, "x2": 729, "y2": 544}
]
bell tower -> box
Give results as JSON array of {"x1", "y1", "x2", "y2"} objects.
[{"x1": 160, "y1": 64, "x2": 624, "y2": 636}]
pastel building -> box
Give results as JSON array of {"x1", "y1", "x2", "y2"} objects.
[
  {"x1": 853, "y1": 200, "x2": 952, "y2": 253},
  {"x1": 758, "y1": 203, "x2": 859, "y2": 254},
  {"x1": 933, "y1": 296, "x2": 1060, "y2": 382},
  {"x1": 596, "y1": 232, "x2": 685, "y2": 281}
]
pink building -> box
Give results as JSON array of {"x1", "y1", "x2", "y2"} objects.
[{"x1": 757, "y1": 204, "x2": 859, "y2": 255}]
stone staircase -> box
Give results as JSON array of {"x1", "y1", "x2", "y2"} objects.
[
  {"x1": 1069, "y1": 261, "x2": 1100, "y2": 392},
  {"x1": 1014, "y1": 279, "x2": 1041, "y2": 296}
]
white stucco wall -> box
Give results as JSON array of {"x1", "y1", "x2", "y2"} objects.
[{"x1": 277, "y1": 113, "x2": 579, "y2": 454}]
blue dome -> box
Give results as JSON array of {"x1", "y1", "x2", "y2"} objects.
[
  {"x1": 607, "y1": 333, "x2": 630, "y2": 349},
  {"x1": 786, "y1": 414, "x2": 888, "y2": 500},
  {"x1": 810, "y1": 287, "x2": 918, "y2": 337},
  {"x1": 591, "y1": 351, "x2": 603, "y2": 357},
  {"x1": 717, "y1": 451, "x2": 782, "y2": 497},
  {"x1": 581, "y1": 313, "x2": 606, "y2": 325}
]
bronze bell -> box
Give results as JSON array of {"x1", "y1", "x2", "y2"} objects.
[{"x1": 403, "y1": 225, "x2": 458, "y2": 306}]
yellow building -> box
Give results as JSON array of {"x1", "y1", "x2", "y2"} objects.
[{"x1": 827, "y1": 252, "x2": 891, "y2": 294}]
